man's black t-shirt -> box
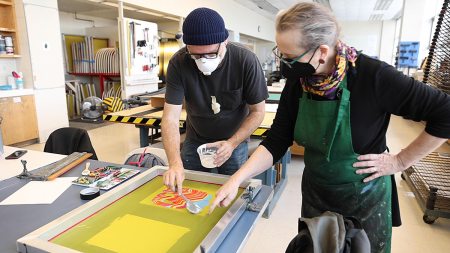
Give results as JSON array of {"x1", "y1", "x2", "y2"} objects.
[{"x1": 165, "y1": 43, "x2": 268, "y2": 143}]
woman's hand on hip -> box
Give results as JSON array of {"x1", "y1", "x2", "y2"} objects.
[{"x1": 353, "y1": 153, "x2": 406, "y2": 183}]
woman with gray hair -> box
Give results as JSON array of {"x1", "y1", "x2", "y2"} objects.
[{"x1": 209, "y1": 2, "x2": 450, "y2": 253}]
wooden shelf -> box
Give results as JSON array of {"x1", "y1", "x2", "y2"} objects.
[
  {"x1": 0, "y1": 1, "x2": 13, "y2": 6},
  {"x1": 0, "y1": 27, "x2": 15, "y2": 32},
  {"x1": 68, "y1": 72, "x2": 120, "y2": 77},
  {"x1": 0, "y1": 54, "x2": 21, "y2": 58},
  {"x1": 0, "y1": 0, "x2": 19, "y2": 54}
]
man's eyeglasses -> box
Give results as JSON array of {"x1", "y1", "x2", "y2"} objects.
[
  {"x1": 272, "y1": 46, "x2": 311, "y2": 68},
  {"x1": 128, "y1": 148, "x2": 147, "y2": 167},
  {"x1": 186, "y1": 44, "x2": 221, "y2": 60}
]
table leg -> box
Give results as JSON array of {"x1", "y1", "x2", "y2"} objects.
[
  {"x1": 138, "y1": 126, "x2": 149, "y2": 147},
  {"x1": 259, "y1": 151, "x2": 290, "y2": 218},
  {"x1": 99, "y1": 75, "x2": 105, "y2": 95}
]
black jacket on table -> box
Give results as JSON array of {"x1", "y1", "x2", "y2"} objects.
[{"x1": 260, "y1": 54, "x2": 450, "y2": 226}]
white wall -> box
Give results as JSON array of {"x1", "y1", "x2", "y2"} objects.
[
  {"x1": 85, "y1": 26, "x2": 119, "y2": 48},
  {"x1": 420, "y1": 0, "x2": 445, "y2": 63},
  {"x1": 0, "y1": 59, "x2": 17, "y2": 85},
  {"x1": 340, "y1": 21, "x2": 383, "y2": 58},
  {"x1": 158, "y1": 21, "x2": 181, "y2": 38},
  {"x1": 379, "y1": 20, "x2": 396, "y2": 65},
  {"x1": 21, "y1": 0, "x2": 69, "y2": 143},
  {"x1": 124, "y1": 0, "x2": 276, "y2": 42},
  {"x1": 15, "y1": 0, "x2": 33, "y2": 89},
  {"x1": 399, "y1": 0, "x2": 444, "y2": 66},
  {"x1": 255, "y1": 41, "x2": 276, "y2": 65},
  {"x1": 59, "y1": 12, "x2": 117, "y2": 36},
  {"x1": 59, "y1": 11, "x2": 119, "y2": 47},
  {"x1": 339, "y1": 20, "x2": 397, "y2": 66}
]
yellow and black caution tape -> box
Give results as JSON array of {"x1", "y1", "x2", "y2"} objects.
[
  {"x1": 103, "y1": 110, "x2": 267, "y2": 136},
  {"x1": 103, "y1": 114, "x2": 187, "y2": 128},
  {"x1": 103, "y1": 114, "x2": 160, "y2": 126}
]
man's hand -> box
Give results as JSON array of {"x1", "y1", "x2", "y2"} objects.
[
  {"x1": 354, "y1": 153, "x2": 406, "y2": 183},
  {"x1": 163, "y1": 165, "x2": 185, "y2": 194},
  {"x1": 207, "y1": 140, "x2": 236, "y2": 167},
  {"x1": 209, "y1": 178, "x2": 240, "y2": 214}
]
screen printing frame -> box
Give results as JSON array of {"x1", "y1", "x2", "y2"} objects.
[{"x1": 16, "y1": 166, "x2": 261, "y2": 253}]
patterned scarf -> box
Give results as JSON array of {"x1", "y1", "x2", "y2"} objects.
[{"x1": 301, "y1": 41, "x2": 358, "y2": 99}]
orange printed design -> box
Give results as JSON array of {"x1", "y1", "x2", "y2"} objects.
[{"x1": 152, "y1": 188, "x2": 208, "y2": 209}]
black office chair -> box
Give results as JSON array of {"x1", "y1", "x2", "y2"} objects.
[
  {"x1": 267, "y1": 70, "x2": 282, "y2": 86},
  {"x1": 44, "y1": 127, "x2": 98, "y2": 160}
]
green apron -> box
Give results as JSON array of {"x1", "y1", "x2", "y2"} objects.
[{"x1": 294, "y1": 77, "x2": 392, "y2": 253}]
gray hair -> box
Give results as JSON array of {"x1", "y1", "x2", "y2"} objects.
[{"x1": 275, "y1": 2, "x2": 340, "y2": 50}]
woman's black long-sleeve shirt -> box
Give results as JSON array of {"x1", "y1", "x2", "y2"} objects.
[{"x1": 261, "y1": 54, "x2": 450, "y2": 162}]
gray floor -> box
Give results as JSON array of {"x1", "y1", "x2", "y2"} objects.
[{"x1": 69, "y1": 119, "x2": 113, "y2": 131}]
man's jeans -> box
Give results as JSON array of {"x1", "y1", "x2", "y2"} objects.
[{"x1": 181, "y1": 139, "x2": 248, "y2": 175}]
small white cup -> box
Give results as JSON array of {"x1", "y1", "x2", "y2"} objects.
[
  {"x1": 15, "y1": 78, "x2": 23, "y2": 89},
  {"x1": 197, "y1": 144, "x2": 218, "y2": 168}
]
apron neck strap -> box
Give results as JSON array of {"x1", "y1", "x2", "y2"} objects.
[{"x1": 324, "y1": 75, "x2": 350, "y2": 160}]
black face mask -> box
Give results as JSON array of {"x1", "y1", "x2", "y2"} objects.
[{"x1": 281, "y1": 47, "x2": 320, "y2": 80}]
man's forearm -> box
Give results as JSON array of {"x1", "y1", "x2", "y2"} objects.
[
  {"x1": 228, "y1": 110, "x2": 265, "y2": 148},
  {"x1": 162, "y1": 120, "x2": 183, "y2": 168},
  {"x1": 397, "y1": 131, "x2": 447, "y2": 169}
]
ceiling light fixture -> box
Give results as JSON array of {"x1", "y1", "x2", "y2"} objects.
[
  {"x1": 374, "y1": 0, "x2": 394, "y2": 11},
  {"x1": 369, "y1": 14, "x2": 384, "y2": 21}
]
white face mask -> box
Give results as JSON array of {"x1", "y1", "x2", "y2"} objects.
[
  {"x1": 194, "y1": 57, "x2": 221, "y2": 76},
  {"x1": 193, "y1": 47, "x2": 226, "y2": 75}
]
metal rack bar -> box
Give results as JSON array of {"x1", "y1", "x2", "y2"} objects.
[{"x1": 402, "y1": 152, "x2": 450, "y2": 224}]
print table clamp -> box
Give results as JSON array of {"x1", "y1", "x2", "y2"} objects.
[
  {"x1": 17, "y1": 166, "x2": 274, "y2": 253},
  {"x1": 243, "y1": 186, "x2": 264, "y2": 212}
]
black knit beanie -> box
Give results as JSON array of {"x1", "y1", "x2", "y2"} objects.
[{"x1": 182, "y1": 8, "x2": 229, "y2": 45}]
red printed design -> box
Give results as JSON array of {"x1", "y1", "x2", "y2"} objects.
[{"x1": 152, "y1": 188, "x2": 208, "y2": 209}]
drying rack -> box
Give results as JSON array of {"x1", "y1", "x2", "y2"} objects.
[{"x1": 401, "y1": 152, "x2": 450, "y2": 224}]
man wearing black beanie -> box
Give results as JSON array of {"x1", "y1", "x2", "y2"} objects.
[{"x1": 161, "y1": 7, "x2": 268, "y2": 193}]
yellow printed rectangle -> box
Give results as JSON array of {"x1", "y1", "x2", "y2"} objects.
[
  {"x1": 51, "y1": 176, "x2": 244, "y2": 253},
  {"x1": 87, "y1": 214, "x2": 190, "y2": 253}
]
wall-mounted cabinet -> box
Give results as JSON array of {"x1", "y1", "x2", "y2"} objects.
[{"x1": 0, "y1": 0, "x2": 20, "y2": 58}]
